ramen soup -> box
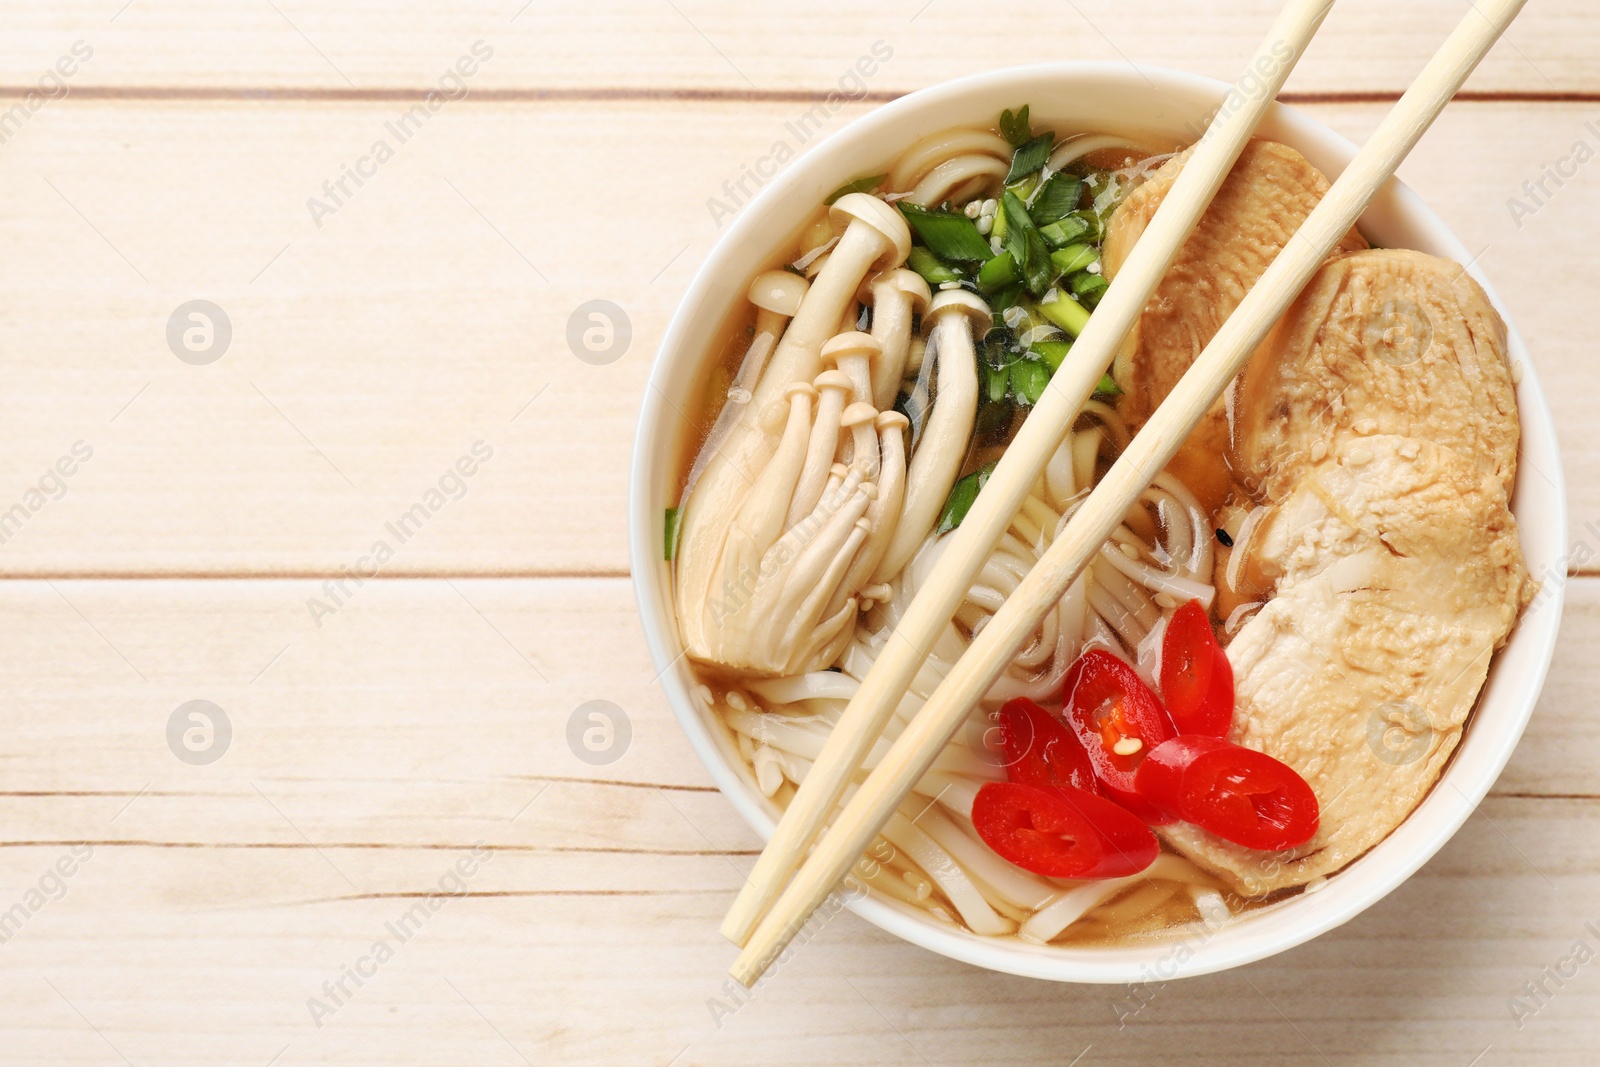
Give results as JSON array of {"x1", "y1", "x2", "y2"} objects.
[{"x1": 666, "y1": 105, "x2": 1531, "y2": 946}]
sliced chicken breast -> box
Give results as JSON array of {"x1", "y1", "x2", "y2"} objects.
[
  {"x1": 1233, "y1": 248, "x2": 1518, "y2": 504},
  {"x1": 1102, "y1": 139, "x2": 1367, "y2": 511},
  {"x1": 1161, "y1": 435, "x2": 1530, "y2": 895}
]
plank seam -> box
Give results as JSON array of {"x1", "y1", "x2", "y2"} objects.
[
  {"x1": 0, "y1": 87, "x2": 1595, "y2": 104},
  {"x1": 0, "y1": 569, "x2": 633, "y2": 580},
  {"x1": 0, "y1": 568, "x2": 1592, "y2": 581},
  {"x1": 0, "y1": 840, "x2": 759, "y2": 854}
]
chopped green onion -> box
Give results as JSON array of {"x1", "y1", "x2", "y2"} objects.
[
  {"x1": 1000, "y1": 192, "x2": 1052, "y2": 296},
  {"x1": 663, "y1": 507, "x2": 682, "y2": 561},
  {"x1": 1068, "y1": 208, "x2": 1103, "y2": 242},
  {"x1": 1023, "y1": 229, "x2": 1053, "y2": 296},
  {"x1": 1049, "y1": 243, "x2": 1098, "y2": 277},
  {"x1": 984, "y1": 363, "x2": 1010, "y2": 403},
  {"x1": 1011, "y1": 359, "x2": 1050, "y2": 406},
  {"x1": 1094, "y1": 373, "x2": 1121, "y2": 397},
  {"x1": 978, "y1": 334, "x2": 1007, "y2": 366},
  {"x1": 1000, "y1": 194, "x2": 1027, "y2": 266},
  {"x1": 987, "y1": 283, "x2": 1026, "y2": 318},
  {"x1": 1029, "y1": 174, "x2": 1084, "y2": 226},
  {"x1": 999, "y1": 105, "x2": 1031, "y2": 147},
  {"x1": 980, "y1": 334, "x2": 1014, "y2": 370},
  {"x1": 1038, "y1": 215, "x2": 1093, "y2": 249},
  {"x1": 1070, "y1": 270, "x2": 1109, "y2": 309},
  {"x1": 937, "y1": 461, "x2": 999, "y2": 534},
  {"x1": 977, "y1": 251, "x2": 1018, "y2": 293},
  {"x1": 898, "y1": 203, "x2": 993, "y2": 262},
  {"x1": 974, "y1": 399, "x2": 1013, "y2": 441},
  {"x1": 1031, "y1": 339, "x2": 1072, "y2": 372},
  {"x1": 1038, "y1": 294, "x2": 1091, "y2": 338},
  {"x1": 1005, "y1": 131, "x2": 1056, "y2": 183},
  {"x1": 1005, "y1": 172, "x2": 1043, "y2": 203},
  {"x1": 824, "y1": 173, "x2": 888, "y2": 205},
  {"x1": 906, "y1": 246, "x2": 963, "y2": 286}
]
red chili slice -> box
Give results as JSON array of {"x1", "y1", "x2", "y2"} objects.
[
  {"x1": 971, "y1": 781, "x2": 1158, "y2": 879},
  {"x1": 1061, "y1": 649, "x2": 1176, "y2": 823},
  {"x1": 996, "y1": 697, "x2": 1098, "y2": 796},
  {"x1": 1159, "y1": 600, "x2": 1234, "y2": 737},
  {"x1": 1135, "y1": 735, "x2": 1320, "y2": 851}
]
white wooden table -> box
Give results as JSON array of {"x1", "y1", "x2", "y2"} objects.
[{"x1": 0, "y1": 3, "x2": 1595, "y2": 1063}]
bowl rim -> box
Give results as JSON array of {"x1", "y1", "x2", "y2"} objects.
[{"x1": 628, "y1": 61, "x2": 1567, "y2": 983}]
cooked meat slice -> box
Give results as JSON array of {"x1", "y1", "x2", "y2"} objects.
[
  {"x1": 1102, "y1": 139, "x2": 1367, "y2": 512},
  {"x1": 1249, "y1": 435, "x2": 1531, "y2": 609},
  {"x1": 1161, "y1": 436, "x2": 1530, "y2": 895},
  {"x1": 1233, "y1": 248, "x2": 1517, "y2": 504}
]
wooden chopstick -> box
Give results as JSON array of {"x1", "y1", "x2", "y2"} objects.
[
  {"x1": 730, "y1": 0, "x2": 1529, "y2": 986},
  {"x1": 717, "y1": 0, "x2": 1340, "y2": 950}
]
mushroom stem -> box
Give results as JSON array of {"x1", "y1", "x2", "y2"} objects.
[
  {"x1": 840, "y1": 401, "x2": 883, "y2": 485},
  {"x1": 829, "y1": 410, "x2": 911, "y2": 618},
  {"x1": 740, "y1": 466, "x2": 874, "y2": 676},
  {"x1": 820, "y1": 331, "x2": 883, "y2": 469},
  {"x1": 873, "y1": 290, "x2": 987, "y2": 584},
  {"x1": 757, "y1": 193, "x2": 911, "y2": 407},
  {"x1": 680, "y1": 304, "x2": 793, "y2": 506},
  {"x1": 863, "y1": 269, "x2": 933, "y2": 411},
  {"x1": 709, "y1": 383, "x2": 818, "y2": 659},
  {"x1": 825, "y1": 331, "x2": 877, "y2": 405},
  {"x1": 743, "y1": 308, "x2": 787, "y2": 393},
  {"x1": 674, "y1": 195, "x2": 910, "y2": 659},
  {"x1": 788, "y1": 369, "x2": 853, "y2": 529}
]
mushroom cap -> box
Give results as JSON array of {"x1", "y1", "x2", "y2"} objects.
[
  {"x1": 813, "y1": 369, "x2": 854, "y2": 392},
  {"x1": 821, "y1": 331, "x2": 883, "y2": 367},
  {"x1": 828, "y1": 192, "x2": 913, "y2": 270},
  {"x1": 925, "y1": 289, "x2": 994, "y2": 339},
  {"x1": 856, "y1": 267, "x2": 934, "y2": 310},
  {"x1": 840, "y1": 401, "x2": 879, "y2": 428},
  {"x1": 748, "y1": 270, "x2": 809, "y2": 317},
  {"x1": 875, "y1": 410, "x2": 911, "y2": 432},
  {"x1": 783, "y1": 381, "x2": 818, "y2": 401}
]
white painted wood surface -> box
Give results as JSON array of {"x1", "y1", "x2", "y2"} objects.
[{"x1": 0, "y1": 3, "x2": 1595, "y2": 1063}]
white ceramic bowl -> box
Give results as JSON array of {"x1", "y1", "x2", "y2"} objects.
[{"x1": 629, "y1": 64, "x2": 1566, "y2": 983}]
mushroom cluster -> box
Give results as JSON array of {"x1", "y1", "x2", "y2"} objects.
[{"x1": 674, "y1": 193, "x2": 989, "y2": 678}]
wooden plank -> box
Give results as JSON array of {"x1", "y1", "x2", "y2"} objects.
[
  {"x1": 0, "y1": 576, "x2": 1588, "y2": 819},
  {"x1": 0, "y1": 577, "x2": 1595, "y2": 1064},
  {"x1": 0, "y1": 0, "x2": 1594, "y2": 96},
  {"x1": 0, "y1": 804, "x2": 1591, "y2": 1065},
  {"x1": 0, "y1": 100, "x2": 1592, "y2": 576}
]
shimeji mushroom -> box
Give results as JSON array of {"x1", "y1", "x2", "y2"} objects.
[
  {"x1": 711, "y1": 376, "x2": 875, "y2": 677},
  {"x1": 833, "y1": 408, "x2": 911, "y2": 614},
  {"x1": 704, "y1": 331, "x2": 915, "y2": 676},
  {"x1": 675, "y1": 193, "x2": 912, "y2": 671},
  {"x1": 860, "y1": 268, "x2": 932, "y2": 410},
  {"x1": 786, "y1": 339, "x2": 869, "y2": 529},
  {"x1": 873, "y1": 289, "x2": 988, "y2": 584},
  {"x1": 681, "y1": 270, "x2": 809, "y2": 499}
]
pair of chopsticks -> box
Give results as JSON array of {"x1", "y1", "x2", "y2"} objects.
[{"x1": 725, "y1": 0, "x2": 1528, "y2": 986}]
